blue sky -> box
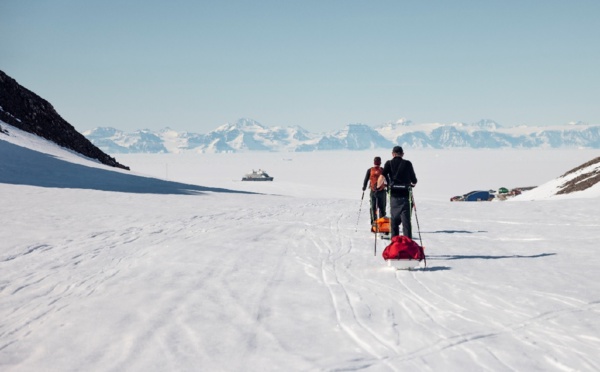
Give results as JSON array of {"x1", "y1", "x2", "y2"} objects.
[{"x1": 2, "y1": 0, "x2": 599, "y2": 133}]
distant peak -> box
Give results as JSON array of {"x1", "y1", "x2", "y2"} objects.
[
  {"x1": 83, "y1": 127, "x2": 122, "y2": 136},
  {"x1": 474, "y1": 119, "x2": 501, "y2": 129},
  {"x1": 379, "y1": 118, "x2": 414, "y2": 129},
  {"x1": 214, "y1": 118, "x2": 267, "y2": 132},
  {"x1": 235, "y1": 118, "x2": 265, "y2": 127}
]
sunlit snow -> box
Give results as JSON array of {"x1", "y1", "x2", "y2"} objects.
[{"x1": 1, "y1": 122, "x2": 599, "y2": 371}]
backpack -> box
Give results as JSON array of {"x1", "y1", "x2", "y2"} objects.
[
  {"x1": 382, "y1": 235, "x2": 425, "y2": 260},
  {"x1": 369, "y1": 167, "x2": 385, "y2": 191}
]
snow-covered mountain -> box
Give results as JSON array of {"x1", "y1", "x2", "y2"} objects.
[
  {"x1": 83, "y1": 118, "x2": 600, "y2": 153},
  {"x1": 84, "y1": 118, "x2": 318, "y2": 153}
]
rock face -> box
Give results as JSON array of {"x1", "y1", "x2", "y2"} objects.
[
  {"x1": 0, "y1": 70, "x2": 129, "y2": 170},
  {"x1": 556, "y1": 157, "x2": 600, "y2": 195}
]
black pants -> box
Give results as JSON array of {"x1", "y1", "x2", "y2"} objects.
[
  {"x1": 390, "y1": 196, "x2": 411, "y2": 238},
  {"x1": 370, "y1": 190, "x2": 387, "y2": 223}
]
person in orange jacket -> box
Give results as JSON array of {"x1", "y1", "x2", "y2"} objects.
[{"x1": 362, "y1": 156, "x2": 387, "y2": 225}]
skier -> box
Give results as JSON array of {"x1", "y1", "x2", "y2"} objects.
[
  {"x1": 382, "y1": 146, "x2": 418, "y2": 238},
  {"x1": 362, "y1": 156, "x2": 387, "y2": 225}
]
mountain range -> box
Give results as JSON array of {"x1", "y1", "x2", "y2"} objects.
[
  {"x1": 83, "y1": 118, "x2": 600, "y2": 153},
  {"x1": 2, "y1": 69, "x2": 598, "y2": 155}
]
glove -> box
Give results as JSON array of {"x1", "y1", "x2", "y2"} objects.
[{"x1": 362, "y1": 186, "x2": 366, "y2": 191}]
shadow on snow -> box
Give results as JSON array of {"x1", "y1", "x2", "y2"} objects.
[
  {"x1": 409, "y1": 253, "x2": 556, "y2": 272},
  {"x1": 0, "y1": 140, "x2": 255, "y2": 195},
  {"x1": 427, "y1": 230, "x2": 489, "y2": 234},
  {"x1": 414, "y1": 266, "x2": 452, "y2": 272},
  {"x1": 428, "y1": 253, "x2": 556, "y2": 260}
]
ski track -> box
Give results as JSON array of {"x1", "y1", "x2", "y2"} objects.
[
  {"x1": 298, "y1": 199, "x2": 600, "y2": 370},
  {"x1": 400, "y1": 203, "x2": 600, "y2": 370},
  {"x1": 308, "y1": 216, "x2": 400, "y2": 370}
]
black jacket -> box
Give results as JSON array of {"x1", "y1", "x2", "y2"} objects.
[
  {"x1": 363, "y1": 168, "x2": 372, "y2": 191},
  {"x1": 382, "y1": 157, "x2": 417, "y2": 197}
]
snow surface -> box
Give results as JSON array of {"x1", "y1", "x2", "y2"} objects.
[{"x1": 1, "y1": 122, "x2": 600, "y2": 371}]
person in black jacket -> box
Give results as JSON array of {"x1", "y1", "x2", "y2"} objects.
[
  {"x1": 382, "y1": 146, "x2": 418, "y2": 238},
  {"x1": 362, "y1": 156, "x2": 387, "y2": 225}
]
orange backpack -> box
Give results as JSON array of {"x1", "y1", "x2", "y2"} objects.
[{"x1": 369, "y1": 167, "x2": 385, "y2": 191}]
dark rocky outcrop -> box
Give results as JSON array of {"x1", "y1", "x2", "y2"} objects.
[
  {"x1": 557, "y1": 156, "x2": 600, "y2": 195},
  {"x1": 0, "y1": 70, "x2": 129, "y2": 170}
]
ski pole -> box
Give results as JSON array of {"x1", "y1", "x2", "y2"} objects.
[
  {"x1": 411, "y1": 190, "x2": 423, "y2": 245},
  {"x1": 371, "y1": 193, "x2": 378, "y2": 255},
  {"x1": 374, "y1": 218, "x2": 378, "y2": 256},
  {"x1": 355, "y1": 190, "x2": 365, "y2": 232},
  {"x1": 411, "y1": 189, "x2": 426, "y2": 267}
]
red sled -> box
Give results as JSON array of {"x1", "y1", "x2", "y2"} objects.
[{"x1": 382, "y1": 235, "x2": 426, "y2": 270}]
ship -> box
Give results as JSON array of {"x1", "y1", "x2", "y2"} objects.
[{"x1": 242, "y1": 169, "x2": 274, "y2": 181}]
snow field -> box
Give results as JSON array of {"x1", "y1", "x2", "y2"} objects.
[{"x1": 1, "y1": 125, "x2": 599, "y2": 371}]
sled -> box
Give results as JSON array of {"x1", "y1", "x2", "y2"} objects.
[
  {"x1": 386, "y1": 258, "x2": 425, "y2": 270},
  {"x1": 371, "y1": 217, "x2": 390, "y2": 234},
  {"x1": 372, "y1": 218, "x2": 391, "y2": 240},
  {"x1": 378, "y1": 232, "x2": 391, "y2": 240},
  {"x1": 382, "y1": 235, "x2": 426, "y2": 269}
]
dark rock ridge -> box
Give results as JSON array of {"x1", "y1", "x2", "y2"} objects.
[
  {"x1": 0, "y1": 70, "x2": 129, "y2": 170},
  {"x1": 557, "y1": 156, "x2": 600, "y2": 195}
]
